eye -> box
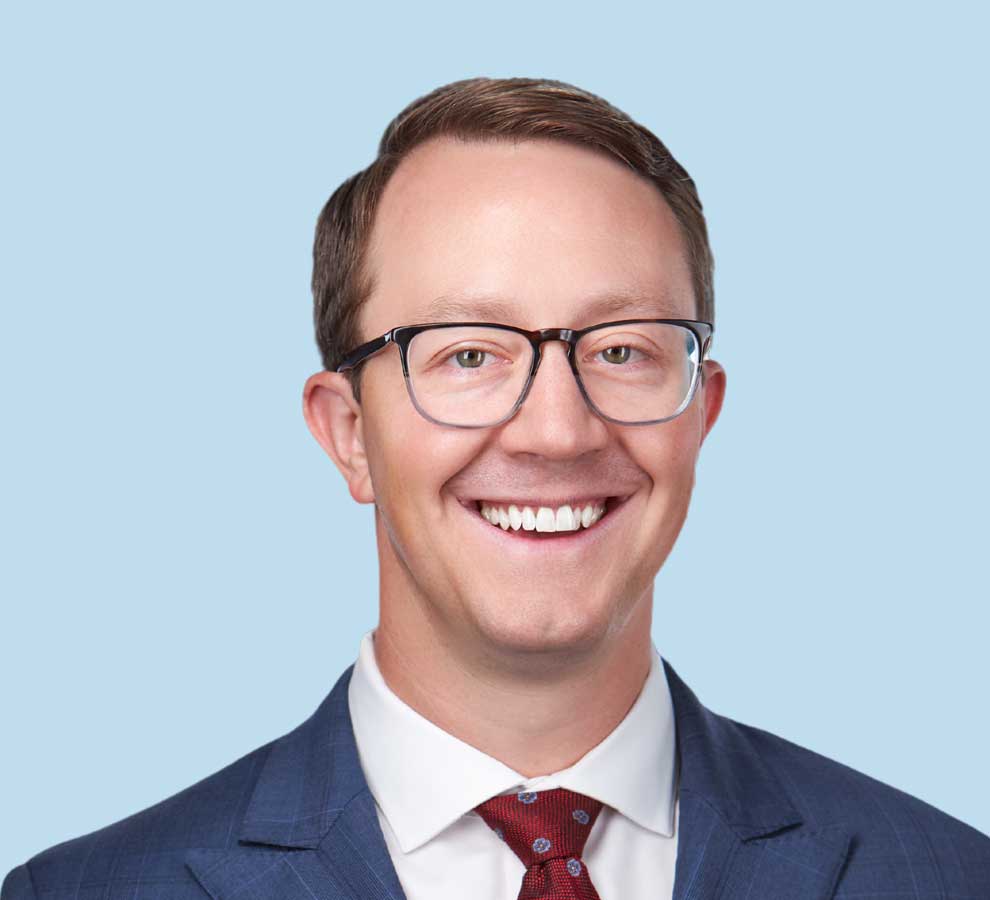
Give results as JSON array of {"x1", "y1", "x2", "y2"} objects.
[
  {"x1": 447, "y1": 347, "x2": 489, "y2": 368},
  {"x1": 598, "y1": 345, "x2": 639, "y2": 365}
]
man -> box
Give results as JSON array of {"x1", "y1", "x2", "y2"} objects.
[{"x1": 4, "y1": 76, "x2": 988, "y2": 900}]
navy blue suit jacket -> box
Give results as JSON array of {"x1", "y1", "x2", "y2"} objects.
[{"x1": 4, "y1": 659, "x2": 989, "y2": 899}]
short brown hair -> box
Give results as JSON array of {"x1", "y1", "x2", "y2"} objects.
[{"x1": 311, "y1": 76, "x2": 714, "y2": 401}]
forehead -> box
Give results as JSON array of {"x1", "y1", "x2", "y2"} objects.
[{"x1": 360, "y1": 136, "x2": 696, "y2": 335}]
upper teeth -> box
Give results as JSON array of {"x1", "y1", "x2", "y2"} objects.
[{"x1": 479, "y1": 501, "x2": 607, "y2": 532}]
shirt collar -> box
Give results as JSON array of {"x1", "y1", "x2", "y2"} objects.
[{"x1": 348, "y1": 628, "x2": 677, "y2": 853}]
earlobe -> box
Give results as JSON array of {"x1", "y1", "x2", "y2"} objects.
[{"x1": 302, "y1": 371, "x2": 376, "y2": 504}]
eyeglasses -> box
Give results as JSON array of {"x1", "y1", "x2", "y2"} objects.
[{"x1": 335, "y1": 319, "x2": 714, "y2": 428}]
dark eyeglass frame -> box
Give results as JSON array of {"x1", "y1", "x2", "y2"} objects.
[{"x1": 335, "y1": 318, "x2": 715, "y2": 428}]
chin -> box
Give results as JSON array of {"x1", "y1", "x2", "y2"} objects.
[{"x1": 466, "y1": 592, "x2": 619, "y2": 661}]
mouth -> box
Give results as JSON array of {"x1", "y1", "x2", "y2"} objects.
[{"x1": 456, "y1": 494, "x2": 634, "y2": 544}]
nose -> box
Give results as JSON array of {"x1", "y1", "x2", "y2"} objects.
[{"x1": 497, "y1": 340, "x2": 610, "y2": 458}]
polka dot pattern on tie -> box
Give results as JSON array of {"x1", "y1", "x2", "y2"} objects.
[{"x1": 475, "y1": 787, "x2": 604, "y2": 899}]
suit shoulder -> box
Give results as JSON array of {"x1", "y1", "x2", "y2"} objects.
[
  {"x1": 4, "y1": 738, "x2": 276, "y2": 899},
  {"x1": 1, "y1": 865, "x2": 35, "y2": 900},
  {"x1": 722, "y1": 712, "x2": 990, "y2": 878}
]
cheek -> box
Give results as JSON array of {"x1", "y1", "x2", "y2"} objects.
[
  {"x1": 627, "y1": 416, "x2": 700, "y2": 484},
  {"x1": 361, "y1": 377, "x2": 486, "y2": 519},
  {"x1": 625, "y1": 417, "x2": 702, "y2": 533}
]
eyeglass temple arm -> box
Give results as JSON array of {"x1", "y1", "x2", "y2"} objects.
[
  {"x1": 699, "y1": 325, "x2": 714, "y2": 383},
  {"x1": 335, "y1": 333, "x2": 393, "y2": 373}
]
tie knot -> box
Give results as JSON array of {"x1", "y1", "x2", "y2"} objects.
[{"x1": 474, "y1": 787, "x2": 603, "y2": 870}]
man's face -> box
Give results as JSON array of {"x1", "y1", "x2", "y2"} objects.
[{"x1": 305, "y1": 137, "x2": 725, "y2": 664}]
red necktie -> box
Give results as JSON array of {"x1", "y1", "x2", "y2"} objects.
[{"x1": 474, "y1": 787, "x2": 604, "y2": 899}]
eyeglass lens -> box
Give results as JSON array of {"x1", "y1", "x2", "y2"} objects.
[{"x1": 404, "y1": 323, "x2": 701, "y2": 426}]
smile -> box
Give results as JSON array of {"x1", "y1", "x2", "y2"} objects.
[
  {"x1": 457, "y1": 494, "x2": 633, "y2": 546},
  {"x1": 478, "y1": 499, "x2": 608, "y2": 533}
]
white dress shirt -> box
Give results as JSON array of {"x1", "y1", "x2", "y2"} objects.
[{"x1": 348, "y1": 629, "x2": 679, "y2": 900}]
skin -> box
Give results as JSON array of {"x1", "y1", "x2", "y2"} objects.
[{"x1": 303, "y1": 136, "x2": 725, "y2": 777}]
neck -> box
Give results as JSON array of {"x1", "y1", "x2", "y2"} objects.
[{"x1": 373, "y1": 590, "x2": 654, "y2": 778}]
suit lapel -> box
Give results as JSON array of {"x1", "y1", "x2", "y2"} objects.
[
  {"x1": 185, "y1": 664, "x2": 407, "y2": 900},
  {"x1": 664, "y1": 659, "x2": 852, "y2": 900}
]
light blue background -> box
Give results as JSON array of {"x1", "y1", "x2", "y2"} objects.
[{"x1": 2, "y1": 0, "x2": 987, "y2": 874}]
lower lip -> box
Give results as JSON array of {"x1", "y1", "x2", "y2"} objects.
[{"x1": 457, "y1": 495, "x2": 634, "y2": 559}]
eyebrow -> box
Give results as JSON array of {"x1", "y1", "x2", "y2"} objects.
[{"x1": 421, "y1": 289, "x2": 687, "y2": 326}]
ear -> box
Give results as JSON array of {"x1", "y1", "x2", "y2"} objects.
[
  {"x1": 698, "y1": 359, "x2": 726, "y2": 446},
  {"x1": 302, "y1": 371, "x2": 375, "y2": 504}
]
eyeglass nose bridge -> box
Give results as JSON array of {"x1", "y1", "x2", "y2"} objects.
[
  {"x1": 512, "y1": 327, "x2": 596, "y2": 421},
  {"x1": 535, "y1": 327, "x2": 578, "y2": 342},
  {"x1": 525, "y1": 327, "x2": 582, "y2": 376}
]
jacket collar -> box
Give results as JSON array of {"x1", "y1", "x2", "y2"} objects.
[
  {"x1": 663, "y1": 658, "x2": 803, "y2": 839},
  {"x1": 185, "y1": 658, "x2": 852, "y2": 900},
  {"x1": 662, "y1": 660, "x2": 852, "y2": 899},
  {"x1": 237, "y1": 665, "x2": 364, "y2": 849}
]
